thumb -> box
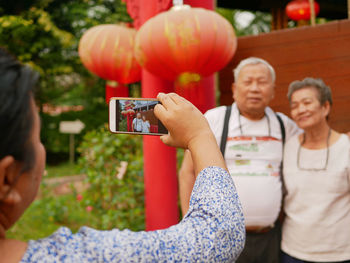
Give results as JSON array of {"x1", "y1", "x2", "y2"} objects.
[{"x1": 160, "y1": 134, "x2": 172, "y2": 146}]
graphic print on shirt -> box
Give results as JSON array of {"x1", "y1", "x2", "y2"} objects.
[
  {"x1": 205, "y1": 103, "x2": 287, "y2": 226},
  {"x1": 226, "y1": 135, "x2": 282, "y2": 178}
]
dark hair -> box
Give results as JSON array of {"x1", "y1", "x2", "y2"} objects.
[
  {"x1": 287, "y1": 77, "x2": 333, "y2": 106},
  {"x1": 0, "y1": 48, "x2": 38, "y2": 172}
]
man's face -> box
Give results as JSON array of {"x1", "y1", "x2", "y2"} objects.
[
  {"x1": 232, "y1": 63, "x2": 275, "y2": 117},
  {"x1": 136, "y1": 113, "x2": 141, "y2": 119}
]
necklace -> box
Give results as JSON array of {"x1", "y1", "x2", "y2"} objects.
[
  {"x1": 297, "y1": 128, "x2": 331, "y2": 171},
  {"x1": 237, "y1": 109, "x2": 271, "y2": 137}
]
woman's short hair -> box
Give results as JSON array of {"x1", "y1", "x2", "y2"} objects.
[
  {"x1": 0, "y1": 48, "x2": 38, "y2": 172},
  {"x1": 233, "y1": 57, "x2": 276, "y2": 83},
  {"x1": 287, "y1": 77, "x2": 333, "y2": 106}
]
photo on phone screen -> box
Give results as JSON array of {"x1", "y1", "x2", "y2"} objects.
[{"x1": 109, "y1": 98, "x2": 168, "y2": 135}]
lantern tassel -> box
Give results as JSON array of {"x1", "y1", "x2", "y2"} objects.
[{"x1": 105, "y1": 81, "x2": 129, "y2": 104}]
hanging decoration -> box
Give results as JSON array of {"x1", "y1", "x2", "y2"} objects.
[
  {"x1": 286, "y1": 0, "x2": 320, "y2": 21},
  {"x1": 78, "y1": 24, "x2": 141, "y2": 102},
  {"x1": 120, "y1": 100, "x2": 136, "y2": 132},
  {"x1": 134, "y1": 4, "x2": 237, "y2": 87}
]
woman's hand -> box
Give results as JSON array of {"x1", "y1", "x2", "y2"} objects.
[
  {"x1": 154, "y1": 93, "x2": 227, "y2": 175},
  {"x1": 154, "y1": 93, "x2": 212, "y2": 149}
]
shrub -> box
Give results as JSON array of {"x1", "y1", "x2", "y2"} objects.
[{"x1": 78, "y1": 124, "x2": 144, "y2": 231}]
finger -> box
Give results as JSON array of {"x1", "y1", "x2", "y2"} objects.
[
  {"x1": 157, "y1": 92, "x2": 166, "y2": 101},
  {"x1": 157, "y1": 93, "x2": 177, "y2": 109},
  {"x1": 160, "y1": 134, "x2": 172, "y2": 146},
  {"x1": 168, "y1": 93, "x2": 187, "y2": 105},
  {"x1": 154, "y1": 103, "x2": 167, "y2": 120}
]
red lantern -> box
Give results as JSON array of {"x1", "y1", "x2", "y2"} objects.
[
  {"x1": 78, "y1": 24, "x2": 141, "y2": 102},
  {"x1": 286, "y1": 0, "x2": 320, "y2": 21},
  {"x1": 134, "y1": 6, "x2": 237, "y2": 86}
]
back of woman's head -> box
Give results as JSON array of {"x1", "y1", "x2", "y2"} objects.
[{"x1": 0, "y1": 48, "x2": 38, "y2": 172}]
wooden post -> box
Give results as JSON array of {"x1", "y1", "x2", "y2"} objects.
[
  {"x1": 348, "y1": 0, "x2": 350, "y2": 19},
  {"x1": 309, "y1": 0, "x2": 316, "y2": 26},
  {"x1": 271, "y1": 7, "x2": 288, "y2": 30},
  {"x1": 69, "y1": 133, "x2": 75, "y2": 164}
]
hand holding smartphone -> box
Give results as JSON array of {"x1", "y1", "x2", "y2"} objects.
[
  {"x1": 110, "y1": 93, "x2": 226, "y2": 174},
  {"x1": 109, "y1": 97, "x2": 168, "y2": 135},
  {"x1": 154, "y1": 93, "x2": 214, "y2": 149}
]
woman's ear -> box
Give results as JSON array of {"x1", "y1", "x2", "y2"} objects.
[
  {"x1": 0, "y1": 156, "x2": 21, "y2": 204},
  {"x1": 323, "y1": 101, "x2": 331, "y2": 118}
]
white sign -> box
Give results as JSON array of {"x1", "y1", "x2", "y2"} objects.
[{"x1": 59, "y1": 120, "x2": 85, "y2": 134}]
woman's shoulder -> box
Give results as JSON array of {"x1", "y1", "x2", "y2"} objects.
[
  {"x1": 334, "y1": 133, "x2": 350, "y2": 148},
  {"x1": 21, "y1": 227, "x2": 79, "y2": 262},
  {"x1": 21, "y1": 226, "x2": 137, "y2": 262},
  {"x1": 285, "y1": 133, "x2": 300, "y2": 147}
]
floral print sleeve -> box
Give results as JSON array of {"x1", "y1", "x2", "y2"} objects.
[{"x1": 21, "y1": 166, "x2": 245, "y2": 262}]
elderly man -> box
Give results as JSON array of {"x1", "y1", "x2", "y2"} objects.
[
  {"x1": 132, "y1": 112, "x2": 143, "y2": 132},
  {"x1": 179, "y1": 57, "x2": 300, "y2": 262}
]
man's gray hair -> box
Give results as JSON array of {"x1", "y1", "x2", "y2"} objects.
[
  {"x1": 233, "y1": 57, "x2": 276, "y2": 83},
  {"x1": 287, "y1": 77, "x2": 333, "y2": 106}
]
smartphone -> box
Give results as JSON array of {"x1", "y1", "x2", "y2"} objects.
[{"x1": 109, "y1": 97, "x2": 168, "y2": 135}]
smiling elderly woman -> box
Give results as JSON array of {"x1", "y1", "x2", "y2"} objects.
[
  {"x1": 281, "y1": 77, "x2": 350, "y2": 263},
  {"x1": 0, "y1": 48, "x2": 245, "y2": 262}
]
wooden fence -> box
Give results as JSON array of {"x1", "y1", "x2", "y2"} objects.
[{"x1": 219, "y1": 19, "x2": 350, "y2": 132}]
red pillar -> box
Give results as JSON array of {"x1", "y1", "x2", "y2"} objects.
[
  {"x1": 139, "y1": 0, "x2": 179, "y2": 231},
  {"x1": 142, "y1": 71, "x2": 178, "y2": 230},
  {"x1": 125, "y1": 0, "x2": 215, "y2": 231}
]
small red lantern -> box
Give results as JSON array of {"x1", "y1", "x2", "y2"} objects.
[
  {"x1": 78, "y1": 24, "x2": 141, "y2": 103},
  {"x1": 286, "y1": 0, "x2": 320, "y2": 21},
  {"x1": 134, "y1": 6, "x2": 237, "y2": 87}
]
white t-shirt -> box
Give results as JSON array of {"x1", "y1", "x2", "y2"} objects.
[
  {"x1": 282, "y1": 134, "x2": 350, "y2": 262},
  {"x1": 132, "y1": 118, "x2": 143, "y2": 132},
  {"x1": 142, "y1": 121, "x2": 150, "y2": 133},
  {"x1": 205, "y1": 103, "x2": 300, "y2": 227}
]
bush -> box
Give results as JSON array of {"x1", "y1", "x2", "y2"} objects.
[{"x1": 78, "y1": 124, "x2": 145, "y2": 231}]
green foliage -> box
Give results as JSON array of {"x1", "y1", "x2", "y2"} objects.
[
  {"x1": 0, "y1": 1, "x2": 134, "y2": 158},
  {"x1": 7, "y1": 191, "x2": 97, "y2": 241},
  {"x1": 46, "y1": 162, "x2": 80, "y2": 178},
  {"x1": 78, "y1": 125, "x2": 145, "y2": 230},
  {"x1": 216, "y1": 8, "x2": 271, "y2": 36},
  {"x1": 9, "y1": 124, "x2": 145, "y2": 240}
]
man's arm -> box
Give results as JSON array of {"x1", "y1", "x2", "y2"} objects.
[{"x1": 179, "y1": 150, "x2": 196, "y2": 216}]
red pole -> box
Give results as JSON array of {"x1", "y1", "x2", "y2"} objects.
[
  {"x1": 142, "y1": 70, "x2": 178, "y2": 230},
  {"x1": 124, "y1": 0, "x2": 215, "y2": 230},
  {"x1": 139, "y1": 0, "x2": 178, "y2": 231}
]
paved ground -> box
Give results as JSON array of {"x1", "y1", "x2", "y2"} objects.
[{"x1": 38, "y1": 174, "x2": 88, "y2": 197}]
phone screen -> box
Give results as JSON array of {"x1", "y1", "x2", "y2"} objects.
[{"x1": 109, "y1": 97, "x2": 168, "y2": 135}]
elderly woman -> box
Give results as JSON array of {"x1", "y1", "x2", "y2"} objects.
[
  {"x1": 141, "y1": 115, "x2": 150, "y2": 133},
  {"x1": 0, "y1": 49, "x2": 245, "y2": 262},
  {"x1": 281, "y1": 77, "x2": 350, "y2": 262}
]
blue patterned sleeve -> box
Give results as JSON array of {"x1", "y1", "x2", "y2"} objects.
[{"x1": 21, "y1": 166, "x2": 245, "y2": 262}]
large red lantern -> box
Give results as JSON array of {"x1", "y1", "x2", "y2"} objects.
[
  {"x1": 134, "y1": 5, "x2": 237, "y2": 87},
  {"x1": 286, "y1": 0, "x2": 320, "y2": 21},
  {"x1": 79, "y1": 24, "x2": 141, "y2": 102}
]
